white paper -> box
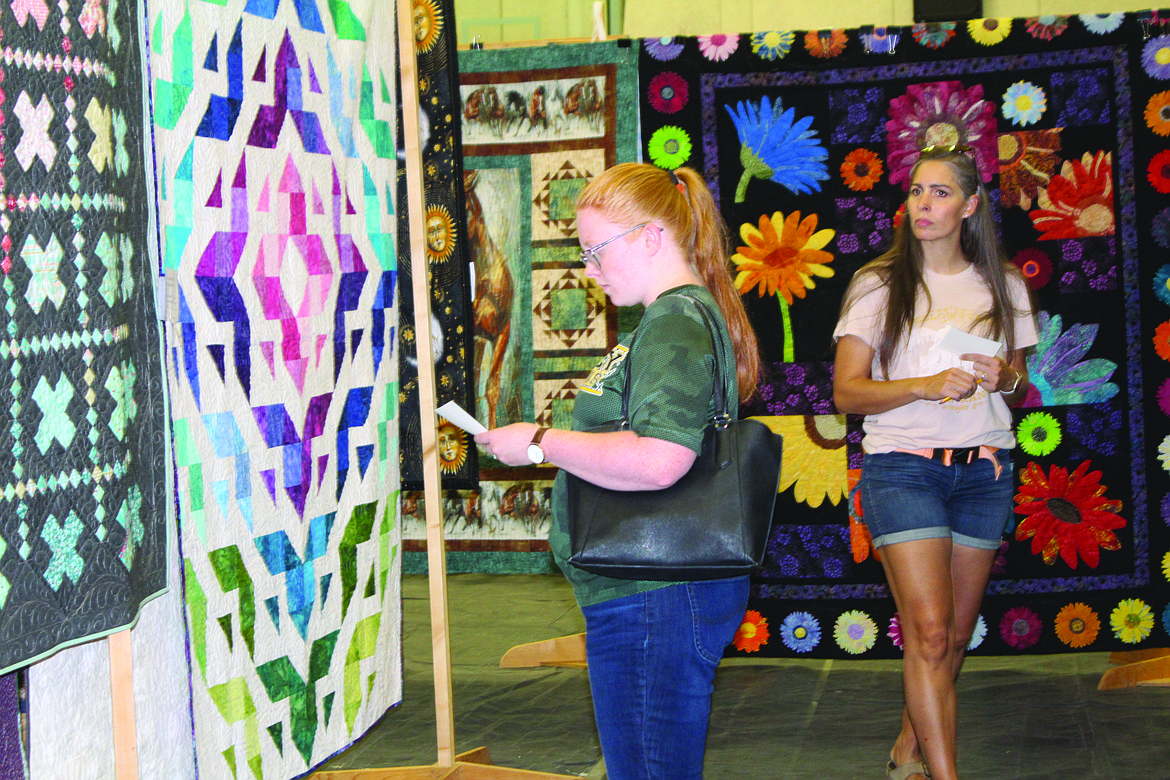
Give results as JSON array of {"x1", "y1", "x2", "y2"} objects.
[
  {"x1": 936, "y1": 325, "x2": 1003, "y2": 358},
  {"x1": 436, "y1": 400, "x2": 487, "y2": 434}
]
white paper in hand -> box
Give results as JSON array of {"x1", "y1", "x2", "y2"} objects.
[
  {"x1": 436, "y1": 401, "x2": 487, "y2": 434},
  {"x1": 936, "y1": 325, "x2": 1003, "y2": 358}
]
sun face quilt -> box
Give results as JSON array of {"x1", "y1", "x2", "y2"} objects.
[
  {"x1": 396, "y1": 0, "x2": 480, "y2": 492},
  {"x1": 149, "y1": 0, "x2": 401, "y2": 775},
  {"x1": 0, "y1": 0, "x2": 168, "y2": 676},
  {"x1": 639, "y1": 15, "x2": 1170, "y2": 657}
]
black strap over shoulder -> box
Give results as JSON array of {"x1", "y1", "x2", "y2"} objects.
[{"x1": 616, "y1": 292, "x2": 730, "y2": 429}]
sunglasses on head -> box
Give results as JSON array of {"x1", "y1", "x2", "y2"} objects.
[{"x1": 919, "y1": 142, "x2": 972, "y2": 154}]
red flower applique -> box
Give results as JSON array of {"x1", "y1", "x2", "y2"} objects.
[
  {"x1": 1149, "y1": 150, "x2": 1170, "y2": 194},
  {"x1": 1029, "y1": 151, "x2": 1114, "y2": 239},
  {"x1": 647, "y1": 71, "x2": 689, "y2": 114},
  {"x1": 1014, "y1": 460, "x2": 1125, "y2": 569},
  {"x1": 734, "y1": 610, "x2": 770, "y2": 652},
  {"x1": 1155, "y1": 321, "x2": 1170, "y2": 362},
  {"x1": 1000, "y1": 606, "x2": 1042, "y2": 649},
  {"x1": 1011, "y1": 247, "x2": 1053, "y2": 289}
]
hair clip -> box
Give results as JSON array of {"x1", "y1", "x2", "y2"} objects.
[{"x1": 668, "y1": 169, "x2": 686, "y2": 194}]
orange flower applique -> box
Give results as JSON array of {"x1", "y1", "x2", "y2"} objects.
[
  {"x1": 1155, "y1": 320, "x2": 1170, "y2": 362},
  {"x1": 841, "y1": 148, "x2": 884, "y2": 191},
  {"x1": 734, "y1": 210, "x2": 835, "y2": 304},
  {"x1": 734, "y1": 610, "x2": 770, "y2": 652},
  {"x1": 733, "y1": 211, "x2": 835, "y2": 362},
  {"x1": 1054, "y1": 602, "x2": 1100, "y2": 648},
  {"x1": 805, "y1": 28, "x2": 848, "y2": 58},
  {"x1": 1014, "y1": 460, "x2": 1125, "y2": 569},
  {"x1": 1029, "y1": 151, "x2": 1115, "y2": 239},
  {"x1": 1146, "y1": 90, "x2": 1170, "y2": 137}
]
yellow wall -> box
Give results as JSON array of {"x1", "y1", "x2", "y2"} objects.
[
  {"x1": 457, "y1": 0, "x2": 602, "y2": 43},
  {"x1": 454, "y1": 0, "x2": 1156, "y2": 45},
  {"x1": 626, "y1": 0, "x2": 1157, "y2": 38}
]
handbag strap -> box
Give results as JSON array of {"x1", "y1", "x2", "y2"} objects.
[{"x1": 617, "y1": 291, "x2": 731, "y2": 428}]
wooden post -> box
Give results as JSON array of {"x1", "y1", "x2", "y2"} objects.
[
  {"x1": 109, "y1": 629, "x2": 138, "y2": 779},
  {"x1": 395, "y1": 0, "x2": 457, "y2": 764}
]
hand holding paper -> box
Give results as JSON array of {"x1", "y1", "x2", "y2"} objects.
[
  {"x1": 436, "y1": 401, "x2": 487, "y2": 434},
  {"x1": 935, "y1": 327, "x2": 1006, "y2": 403},
  {"x1": 936, "y1": 325, "x2": 1003, "y2": 358}
]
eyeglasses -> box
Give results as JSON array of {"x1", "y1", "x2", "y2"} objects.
[
  {"x1": 919, "y1": 142, "x2": 972, "y2": 154},
  {"x1": 578, "y1": 223, "x2": 648, "y2": 269}
]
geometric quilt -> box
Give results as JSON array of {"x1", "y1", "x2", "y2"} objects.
[
  {"x1": 0, "y1": 0, "x2": 168, "y2": 672},
  {"x1": 148, "y1": 0, "x2": 400, "y2": 776}
]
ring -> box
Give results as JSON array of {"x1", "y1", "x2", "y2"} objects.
[{"x1": 977, "y1": 371, "x2": 986, "y2": 382}]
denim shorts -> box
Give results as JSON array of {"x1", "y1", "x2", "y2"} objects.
[{"x1": 859, "y1": 450, "x2": 1014, "y2": 550}]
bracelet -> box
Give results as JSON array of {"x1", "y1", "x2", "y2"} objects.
[{"x1": 1006, "y1": 371, "x2": 1024, "y2": 394}]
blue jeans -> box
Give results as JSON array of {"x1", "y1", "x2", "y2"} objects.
[{"x1": 580, "y1": 577, "x2": 749, "y2": 780}]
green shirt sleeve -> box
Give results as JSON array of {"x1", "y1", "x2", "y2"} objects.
[{"x1": 626, "y1": 306, "x2": 717, "y2": 454}]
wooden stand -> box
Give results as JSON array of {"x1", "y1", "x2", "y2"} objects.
[
  {"x1": 312, "y1": 747, "x2": 577, "y2": 778},
  {"x1": 499, "y1": 633, "x2": 587, "y2": 670},
  {"x1": 1098, "y1": 648, "x2": 1170, "y2": 689},
  {"x1": 110, "y1": 628, "x2": 138, "y2": 779},
  {"x1": 307, "y1": 3, "x2": 577, "y2": 777}
]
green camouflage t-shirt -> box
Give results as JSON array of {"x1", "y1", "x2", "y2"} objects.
[{"x1": 549, "y1": 284, "x2": 738, "y2": 607}]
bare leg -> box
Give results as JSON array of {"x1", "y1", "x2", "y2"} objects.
[{"x1": 887, "y1": 542, "x2": 997, "y2": 780}]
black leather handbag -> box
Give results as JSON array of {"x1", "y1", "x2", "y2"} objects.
[{"x1": 565, "y1": 296, "x2": 783, "y2": 581}]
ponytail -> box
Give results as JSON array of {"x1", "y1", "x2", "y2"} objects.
[
  {"x1": 673, "y1": 168, "x2": 760, "y2": 402},
  {"x1": 577, "y1": 164, "x2": 760, "y2": 401}
]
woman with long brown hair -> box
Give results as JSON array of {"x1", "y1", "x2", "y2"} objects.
[
  {"x1": 477, "y1": 162, "x2": 758, "y2": 779},
  {"x1": 834, "y1": 146, "x2": 1037, "y2": 780}
]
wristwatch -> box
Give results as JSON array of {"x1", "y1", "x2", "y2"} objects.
[{"x1": 527, "y1": 427, "x2": 550, "y2": 464}]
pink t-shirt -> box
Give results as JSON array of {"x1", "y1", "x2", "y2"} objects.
[{"x1": 834, "y1": 263, "x2": 1038, "y2": 453}]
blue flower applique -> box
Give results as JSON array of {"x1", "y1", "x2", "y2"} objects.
[
  {"x1": 780, "y1": 611, "x2": 822, "y2": 653},
  {"x1": 643, "y1": 36, "x2": 684, "y2": 61},
  {"x1": 1155, "y1": 264, "x2": 1170, "y2": 306},
  {"x1": 1003, "y1": 81, "x2": 1047, "y2": 126},
  {"x1": 1025, "y1": 311, "x2": 1119, "y2": 406},
  {"x1": 725, "y1": 95, "x2": 829, "y2": 203},
  {"x1": 1080, "y1": 13, "x2": 1124, "y2": 35},
  {"x1": 1143, "y1": 35, "x2": 1170, "y2": 80}
]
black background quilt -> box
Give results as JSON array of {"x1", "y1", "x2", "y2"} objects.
[
  {"x1": 397, "y1": 0, "x2": 479, "y2": 491},
  {"x1": 0, "y1": 0, "x2": 167, "y2": 670},
  {"x1": 639, "y1": 14, "x2": 1170, "y2": 657}
]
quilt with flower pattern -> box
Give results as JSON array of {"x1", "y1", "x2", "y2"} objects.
[{"x1": 639, "y1": 13, "x2": 1170, "y2": 657}]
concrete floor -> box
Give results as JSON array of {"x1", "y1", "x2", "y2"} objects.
[{"x1": 317, "y1": 574, "x2": 1170, "y2": 779}]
